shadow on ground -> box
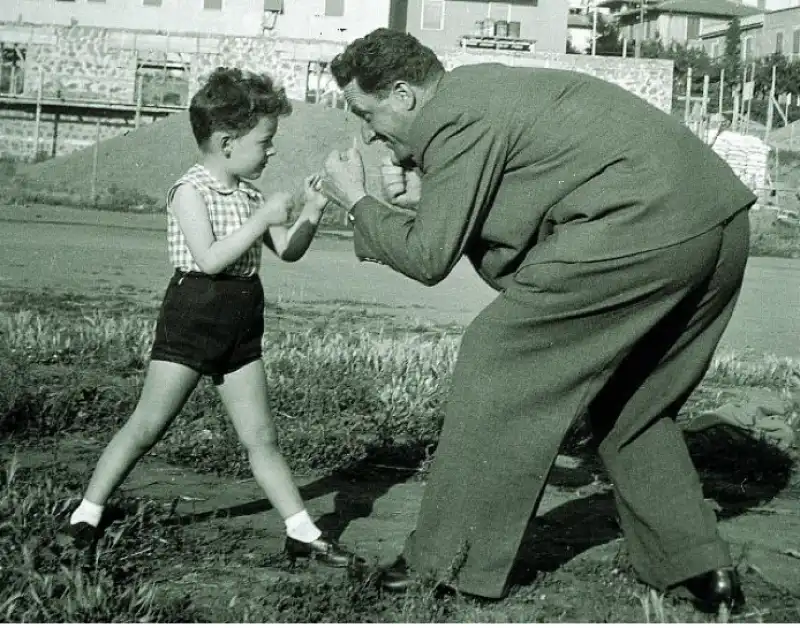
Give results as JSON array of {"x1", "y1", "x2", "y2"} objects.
[{"x1": 510, "y1": 431, "x2": 796, "y2": 589}]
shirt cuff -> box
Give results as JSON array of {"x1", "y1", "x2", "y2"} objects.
[{"x1": 350, "y1": 196, "x2": 387, "y2": 264}]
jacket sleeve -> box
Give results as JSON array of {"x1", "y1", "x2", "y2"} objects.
[{"x1": 351, "y1": 112, "x2": 505, "y2": 286}]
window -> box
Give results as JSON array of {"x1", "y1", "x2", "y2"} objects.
[
  {"x1": 421, "y1": 0, "x2": 444, "y2": 31},
  {"x1": 324, "y1": 0, "x2": 344, "y2": 17},
  {"x1": 488, "y1": 2, "x2": 510, "y2": 22},
  {"x1": 793, "y1": 29, "x2": 800, "y2": 55},
  {"x1": 710, "y1": 41, "x2": 720, "y2": 59},
  {"x1": 204, "y1": 0, "x2": 222, "y2": 9},
  {"x1": 776, "y1": 31, "x2": 784, "y2": 54},
  {"x1": 743, "y1": 36, "x2": 754, "y2": 61},
  {"x1": 686, "y1": 17, "x2": 700, "y2": 40},
  {"x1": 143, "y1": 0, "x2": 162, "y2": 6}
]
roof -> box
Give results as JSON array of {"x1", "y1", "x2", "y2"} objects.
[
  {"x1": 653, "y1": 0, "x2": 761, "y2": 18},
  {"x1": 615, "y1": 0, "x2": 761, "y2": 20}
]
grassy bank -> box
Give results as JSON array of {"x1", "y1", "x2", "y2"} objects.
[{"x1": 2, "y1": 155, "x2": 799, "y2": 257}]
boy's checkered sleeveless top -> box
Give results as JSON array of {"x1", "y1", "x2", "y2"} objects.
[{"x1": 166, "y1": 164, "x2": 263, "y2": 277}]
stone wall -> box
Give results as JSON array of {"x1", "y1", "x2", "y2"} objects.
[
  {"x1": 19, "y1": 26, "x2": 137, "y2": 102},
  {"x1": 0, "y1": 109, "x2": 133, "y2": 160},
  {"x1": 0, "y1": 22, "x2": 674, "y2": 160},
  {"x1": 438, "y1": 50, "x2": 674, "y2": 114}
]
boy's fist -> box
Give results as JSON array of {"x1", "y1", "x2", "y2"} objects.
[
  {"x1": 303, "y1": 174, "x2": 329, "y2": 214},
  {"x1": 258, "y1": 191, "x2": 293, "y2": 227}
]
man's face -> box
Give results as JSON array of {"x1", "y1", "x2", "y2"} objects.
[{"x1": 343, "y1": 80, "x2": 416, "y2": 164}]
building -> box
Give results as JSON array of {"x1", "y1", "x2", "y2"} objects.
[
  {"x1": 598, "y1": 0, "x2": 760, "y2": 47},
  {"x1": 700, "y1": 5, "x2": 800, "y2": 61},
  {"x1": 404, "y1": 0, "x2": 568, "y2": 53},
  {"x1": 0, "y1": 0, "x2": 393, "y2": 42}
]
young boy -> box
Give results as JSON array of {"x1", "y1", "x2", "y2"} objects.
[{"x1": 68, "y1": 67, "x2": 361, "y2": 568}]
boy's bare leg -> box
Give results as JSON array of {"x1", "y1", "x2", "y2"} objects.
[
  {"x1": 215, "y1": 359, "x2": 306, "y2": 521},
  {"x1": 82, "y1": 360, "x2": 200, "y2": 506}
]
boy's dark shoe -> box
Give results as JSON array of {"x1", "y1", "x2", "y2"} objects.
[
  {"x1": 284, "y1": 535, "x2": 366, "y2": 569},
  {"x1": 64, "y1": 521, "x2": 99, "y2": 550},
  {"x1": 681, "y1": 568, "x2": 745, "y2": 614}
]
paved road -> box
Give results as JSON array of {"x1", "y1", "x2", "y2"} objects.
[{"x1": 1, "y1": 211, "x2": 798, "y2": 357}]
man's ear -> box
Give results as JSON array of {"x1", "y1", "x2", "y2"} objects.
[{"x1": 391, "y1": 80, "x2": 417, "y2": 112}]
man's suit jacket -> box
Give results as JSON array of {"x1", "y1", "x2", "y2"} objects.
[{"x1": 350, "y1": 63, "x2": 756, "y2": 291}]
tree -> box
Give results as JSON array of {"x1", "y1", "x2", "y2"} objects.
[
  {"x1": 566, "y1": 36, "x2": 581, "y2": 55},
  {"x1": 589, "y1": 14, "x2": 623, "y2": 56},
  {"x1": 722, "y1": 17, "x2": 742, "y2": 87}
]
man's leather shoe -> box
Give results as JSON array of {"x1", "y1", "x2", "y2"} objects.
[
  {"x1": 284, "y1": 535, "x2": 365, "y2": 569},
  {"x1": 380, "y1": 556, "x2": 415, "y2": 592},
  {"x1": 682, "y1": 568, "x2": 745, "y2": 614}
]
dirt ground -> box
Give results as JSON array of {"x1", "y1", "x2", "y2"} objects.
[
  {"x1": 1, "y1": 204, "x2": 799, "y2": 355},
  {"x1": 7, "y1": 431, "x2": 800, "y2": 621}
]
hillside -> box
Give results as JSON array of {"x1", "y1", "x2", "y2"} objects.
[{"x1": 20, "y1": 100, "x2": 389, "y2": 206}]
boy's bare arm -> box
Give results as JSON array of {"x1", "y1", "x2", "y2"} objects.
[
  {"x1": 171, "y1": 184, "x2": 288, "y2": 274},
  {"x1": 264, "y1": 176, "x2": 328, "y2": 262}
]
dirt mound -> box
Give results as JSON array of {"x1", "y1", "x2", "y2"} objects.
[{"x1": 20, "y1": 100, "x2": 389, "y2": 205}]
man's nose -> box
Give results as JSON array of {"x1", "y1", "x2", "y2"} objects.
[{"x1": 361, "y1": 123, "x2": 377, "y2": 144}]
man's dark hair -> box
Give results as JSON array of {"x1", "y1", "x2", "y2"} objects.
[
  {"x1": 189, "y1": 67, "x2": 292, "y2": 148},
  {"x1": 330, "y1": 28, "x2": 444, "y2": 96}
]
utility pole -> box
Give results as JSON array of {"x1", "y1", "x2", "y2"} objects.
[{"x1": 635, "y1": 0, "x2": 645, "y2": 58}]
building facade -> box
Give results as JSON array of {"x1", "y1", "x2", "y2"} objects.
[
  {"x1": 404, "y1": 0, "x2": 568, "y2": 53},
  {"x1": 699, "y1": 6, "x2": 800, "y2": 61},
  {"x1": 0, "y1": 0, "x2": 393, "y2": 41}
]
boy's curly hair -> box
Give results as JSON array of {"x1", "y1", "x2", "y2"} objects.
[
  {"x1": 330, "y1": 28, "x2": 444, "y2": 97},
  {"x1": 189, "y1": 67, "x2": 292, "y2": 148}
]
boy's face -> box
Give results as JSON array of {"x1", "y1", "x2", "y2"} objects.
[{"x1": 228, "y1": 116, "x2": 278, "y2": 180}]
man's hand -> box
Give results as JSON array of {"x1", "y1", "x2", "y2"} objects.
[
  {"x1": 322, "y1": 139, "x2": 367, "y2": 210},
  {"x1": 380, "y1": 154, "x2": 421, "y2": 209}
]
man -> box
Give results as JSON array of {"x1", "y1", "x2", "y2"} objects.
[{"x1": 322, "y1": 29, "x2": 753, "y2": 614}]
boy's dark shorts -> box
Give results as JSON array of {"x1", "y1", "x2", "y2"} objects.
[{"x1": 151, "y1": 270, "x2": 265, "y2": 384}]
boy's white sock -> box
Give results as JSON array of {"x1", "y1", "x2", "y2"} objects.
[
  {"x1": 70, "y1": 498, "x2": 104, "y2": 528},
  {"x1": 284, "y1": 509, "x2": 322, "y2": 543}
]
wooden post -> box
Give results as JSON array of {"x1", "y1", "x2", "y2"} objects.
[
  {"x1": 9, "y1": 64, "x2": 16, "y2": 96},
  {"x1": 718, "y1": 67, "x2": 725, "y2": 115},
  {"x1": 622, "y1": 37, "x2": 628, "y2": 58},
  {"x1": 684, "y1": 66, "x2": 693, "y2": 125},
  {"x1": 33, "y1": 67, "x2": 43, "y2": 161},
  {"x1": 51, "y1": 112, "x2": 59, "y2": 158},
  {"x1": 134, "y1": 73, "x2": 143, "y2": 129},
  {"x1": 765, "y1": 64, "x2": 777, "y2": 144},
  {"x1": 745, "y1": 62, "x2": 756, "y2": 134},
  {"x1": 733, "y1": 92, "x2": 740, "y2": 131},
  {"x1": 739, "y1": 65, "x2": 747, "y2": 123},
  {"x1": 91, "y1": 118, "x2": 101, "y2": 205},
  {"x1": 701, "y1": 74, "x2": 710, "y2": 141}
]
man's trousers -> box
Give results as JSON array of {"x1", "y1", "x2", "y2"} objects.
[{"x1": 404, "y1": 210, "x2": 751, "y2": 598}]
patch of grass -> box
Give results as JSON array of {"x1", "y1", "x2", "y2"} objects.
[
  {"x1": 0, "y1": 455, "x2": 197, "y2": 622},
  {"x1": 1, "y1": 309, "x2": 797, "y2": 480}
]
